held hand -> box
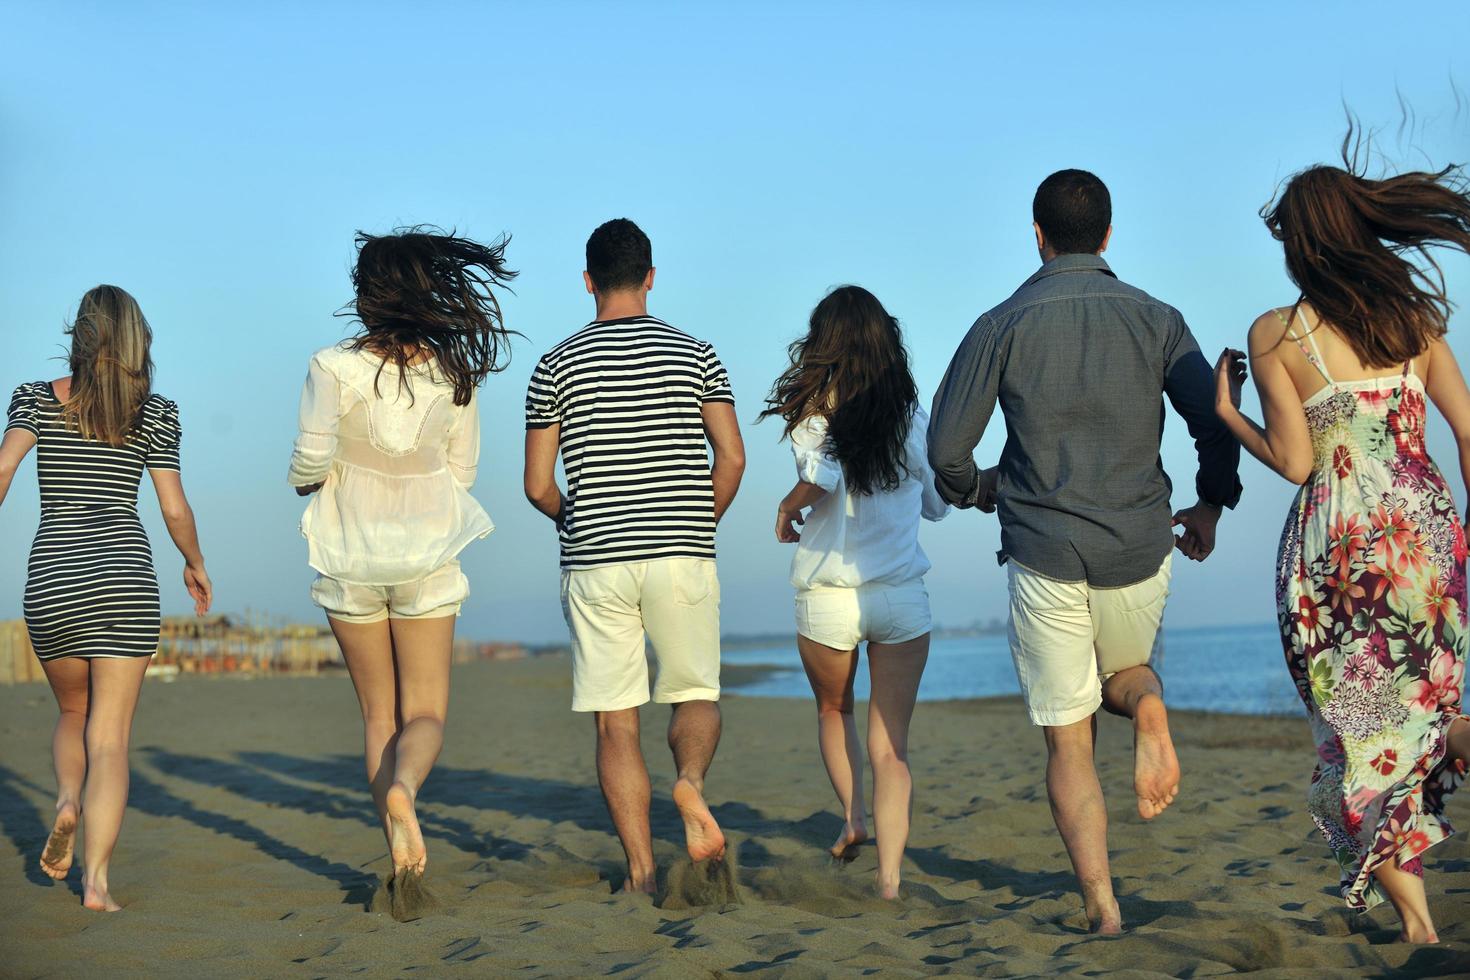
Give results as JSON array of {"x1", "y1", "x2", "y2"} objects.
[
  {"x1": 184, "y1": 562, "x2": 213, "y2": 616},
  {"x1": 775, "y1": 506, "x2": 805, "y2": 543},
  {"x1": 1214, "y1": 348, "x2": 1246, "y2": 417},
  {"x1": 975, "y1": 466, "x2": 999, "y2": 514},
  {"x1": 295, "y1": 482, "x2": 324, "y2": 497},
  {"x1": 1171, "y1": 501, "x2": 1222, "y2": 562}
]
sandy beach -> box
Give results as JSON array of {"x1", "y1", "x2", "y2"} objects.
[{"x1": 1, "y1": 654, "x2": 1467, "y2": 978}]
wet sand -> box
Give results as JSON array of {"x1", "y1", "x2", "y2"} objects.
[{"x1": 1, "y1": 655, "x2": 1468, "y2": 977}]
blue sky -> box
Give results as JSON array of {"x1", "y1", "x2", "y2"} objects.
[{"x1": 2, "y1": 2, "x2": 1467, "y2": 644}]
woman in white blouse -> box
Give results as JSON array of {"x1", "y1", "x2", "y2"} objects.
[
  {"x1": 288, "y1": 229, "x2": 515, "y2": 903},
  {"x1": 761, "y1": 285, "x2": 947, "y2": 900}
]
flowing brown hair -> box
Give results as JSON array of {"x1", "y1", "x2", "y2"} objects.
[
  {"x1": 759, "y1": 285, "x2": 918, "y2": 495},
  {"x1": 62, "y1": 285, "x2": 155, "y2": 446},
  {"x1": 1263, "y1": 128, "x2": 1470, "y2": 368},
  {"x1": 341, "y1": 227, "x2": 518, "y2": 405}
]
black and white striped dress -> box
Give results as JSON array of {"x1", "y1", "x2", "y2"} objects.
[{"x1": 6, "y1": 382, "x2": 181, "y2": 661}]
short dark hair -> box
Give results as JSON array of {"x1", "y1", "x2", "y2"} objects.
[
  {"x1": 1032, "y1": 170, "x2": 1111, "y2": 255},
  {"x1": 585, "y1": 218, "x2": 652, "y2": 292}
]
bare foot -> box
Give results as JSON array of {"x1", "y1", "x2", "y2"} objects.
[
  {"x1": 1133, "y1": 694, "x2": 1180, "y2": 820},
  {"x1": 1083, "y1": 885, "x2": 1122, "y2": 935},
  {"x1": 672, "y1": 777, "x2": 725, "y2": 862},
  {"x1": 386, "y1": 782, "x2": 426, "y2": 875},
  {"x1": 621, "y1": 874, "x2": 657, "y2": 896},
  {"x1": 82, "y1": 875, "x2": 122, "y2": 912},
  {"x1": 1398, "y1": 927, "x2": 1440, "y2": 944},
  {"x1": 830, "y1": 820, "x2": 868, "y2": 862},
  {"x1": 875, "y1": 871, "x2": 901, "y2": 901},
  {"x1": 40, "y1": 802, "x2": 78, "y2": 880}
]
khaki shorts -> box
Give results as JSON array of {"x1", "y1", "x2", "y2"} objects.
[
  {"x1": 311, "y1": 561, "x2": 468, "y2": 624},
  {"x1": 1007, "y1": 553, "x2": 1172, "y2": 727},
  {"x1": 561, "y1": 557, "x2": 721, "y2": 712},
  {"x1": 795, "y1": 580, "x2": 932, "y2": 650}
]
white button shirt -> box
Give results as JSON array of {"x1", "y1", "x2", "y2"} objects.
[
  {"x1": 287, "y1": 345, "x2": 494, "y2": 585},
  {"x1": 789, "y1": 407, "x2": 948, "y2": 591}
]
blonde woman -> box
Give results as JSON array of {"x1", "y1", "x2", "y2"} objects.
[{"x1": 0, "y1": 285, "x2": 211, "y2": 911}]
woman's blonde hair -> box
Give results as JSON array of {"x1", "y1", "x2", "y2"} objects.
[{"x1": 62, "y1": 285, "x2": 155, "y2": 445}]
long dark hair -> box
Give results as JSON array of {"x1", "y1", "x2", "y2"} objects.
[
  {"x1": 1263, "y1": 129, "x2": 1470, "y2": 368},
  {"x1": 759, "y1": 285, "x2": 918, "y2": 495},
  {"x1": 341, "y1": 227, "x2": 518, "y2": 405}
]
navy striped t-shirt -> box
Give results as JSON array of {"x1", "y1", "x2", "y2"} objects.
[{"x1": 525, "y1": 316, "x2": 734, "y2": 570}]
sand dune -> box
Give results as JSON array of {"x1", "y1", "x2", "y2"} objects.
[{"x1": 1, "y1": 655, "x2": 1468, "y2": 977}]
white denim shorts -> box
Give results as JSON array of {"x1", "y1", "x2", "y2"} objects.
[
  {"x1": 1006, "y1": 553, "x2": 1172, "y2": 727},
  {"x1": 311, "y1": 560, "x2": 469, "y2": 625},
  {"x1": 561, "y1": 557, "x2": 721, "y2": 713},
  {"x1": 795, "y1": 579, "x2": 932, "y2": 651}
]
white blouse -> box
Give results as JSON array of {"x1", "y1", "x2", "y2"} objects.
[
  {"x1": 287, "y1": 344, "x2": 494, "y2": 585},
  {"x1": 789, "y1": 407, "x2": 948, "y2": 591}
]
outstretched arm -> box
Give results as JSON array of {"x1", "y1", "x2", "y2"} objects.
[
  {"x1": 928, "y1": 315, "x2": 1001, "y2": 507},
  {"x1": 1213, "y1": 313, "x2": 1314, "y2": 486},
  {"x1": 1424, "y1": 338, "x2": 1470, "y2": 512},
  {"x1": 149, "y1": 469, "x2": 212, "y2": 615},
  {"x1": 1161, "y1": 319, "x2": 1242, "y2": 561},
  {"x1": 523, "y1": 424, "x2": 566, "y2": 527},
  {"x1": 0, "y1": 428, "x2": 36, "y2": 509},
  {"x1": 703, "y1": 401, "x2": 746, "y2": 522}
]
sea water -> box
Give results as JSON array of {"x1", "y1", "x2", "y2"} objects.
[{"x1": 723, "y1": 622, "x2": 1303, "y2": 716}]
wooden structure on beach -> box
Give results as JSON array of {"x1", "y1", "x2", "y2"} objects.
[{"x1": 0, "y1": 616, "x2": 533, "y2": 683}]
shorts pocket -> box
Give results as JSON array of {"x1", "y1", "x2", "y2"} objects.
[
  {"x1": 673, "y1": 561, "x2": 717, "y2": 607},
  {"x1": 567, "y1": 568, "x2": 622, "y2": 607}
]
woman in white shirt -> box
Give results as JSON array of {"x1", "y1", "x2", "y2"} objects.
[
  {"x1": 288, "y1": 229, "x2": 515, "y2": 905},
  {"x1": 761, "y1": 285, "x2": 947, "y2": 900}
]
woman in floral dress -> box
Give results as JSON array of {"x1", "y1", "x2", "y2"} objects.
[{"x1": 1213, "y1": 153, "x2": 1470, "y2": 943}]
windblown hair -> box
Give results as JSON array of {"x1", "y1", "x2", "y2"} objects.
[
  {"x1": 1263, "y1": 128, "x2": 1470, "y2": 368},
  {"x1": 759, "y1": 286, "x2": 918, "y2": 495},
  {"x1": 62, "y1": 285, "x2": 155, "y2": 446},
  {"x1": 342, "y1": 227, "x2": 518, "y2": 405}
]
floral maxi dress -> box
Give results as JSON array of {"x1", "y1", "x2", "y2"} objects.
[{"x1": 1275, "y1": 315, "x2": 1468, "y2": 911}]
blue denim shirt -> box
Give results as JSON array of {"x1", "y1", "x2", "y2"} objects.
[{"x1": 927, "y1": 253, "x2": 1241, "y2": 587}]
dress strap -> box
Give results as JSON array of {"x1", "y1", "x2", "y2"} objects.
[{"x1": 1274, "y1": 306, "x2": 1333, "y2": 385}]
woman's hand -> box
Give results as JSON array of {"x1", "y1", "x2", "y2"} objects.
[
  {"x1": 776, "y1": 505, "x2": 805, "y2": 543},
  {"x1": 1215, "y1": 348, "x2": 1246, "y2": 417},
  {"x1": 295, "y1": 482, "x2": 324, "y2": 497},
  {"x1": 184, "y1": 561, "x2": 213, "y2": 616}
]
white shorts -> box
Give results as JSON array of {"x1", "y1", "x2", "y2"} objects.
[
  {"x1": 311, "y1": 561, "x2": 469, "y2": 625},
  {"x1": 561, "y1": 557, "x2": 721, "y2": 713},
  {"x1": 1007, "y1": 554, "x2": 1172, "y2": 727},
  {"x1": 795, "y1": 580, "x2": 932, "y2": 650}
]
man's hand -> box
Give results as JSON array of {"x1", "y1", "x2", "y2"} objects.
[
  {"x1": 975, "y1": 466, "x2": 999, "y2": 513},
  {"x1": 1172, "y1": 501, "x2": 1222, "y2": 561},
  {"x1": 295, "y1": 482, "x2": 323, "y2": 497}
]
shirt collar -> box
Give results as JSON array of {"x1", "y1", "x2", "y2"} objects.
[{"x1": 1021, "y1": 252, "x2": 1116, "y2": 288}]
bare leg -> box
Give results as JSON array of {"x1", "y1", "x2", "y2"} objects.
[
  {"x1": 1100, "y1": 665, "x2": 1179, "y2": 820},
  {"x1": 796, "y1": 634, "x2": 868, "y2": 859},
  {"x1": 79, "y1": 656, "x2": 150, "y2": 911},
  {"x1": 1447, "y1": 716, "x2": 1470, "y2": 764},
  {"x1": 866, "y1": 633, "x2": 929, "y2": 899},
  {"x1": 595, "y1": 707, "x2": 655, "y2": 892},
  {"x1": 39, "y1": 658, "x2": 89, "y2": 880},
  {"x1": 330, "y1": 616, "x2": 400, "y2": 845},
  {"x1": 1375, "y1": 857, "x2": 1438, "y2": 943},
  {"x1": 1044, "y1": 716, "x2": 1120, "y2": 934},
  {"x1": 382, "y1": 615, "x2": 454, "y2": 875},
  {"x1": 668, "y1": 699, "x2": 725, "y2": 862}
]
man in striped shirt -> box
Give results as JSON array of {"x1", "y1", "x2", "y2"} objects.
[{"x1": 524, "y1": 219, "x2": 746, "y2": 892}]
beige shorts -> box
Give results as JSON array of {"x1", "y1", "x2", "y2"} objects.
[
  {"x1": 795, "y1": 580, "x2": 932, "y2": 650},
  {"x1": 561, "y1": 556, "x2": 721, "y2": 712},
  {"x1": 1007, "y1": 554, "x2": 1172, "y2": 727},
  {"x1": 311, "y1": 561, "x2": 469, "y2": 624}
]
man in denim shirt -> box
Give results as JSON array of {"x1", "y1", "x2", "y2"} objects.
[{"x1": 928, "y1": 169, "x2": 1241, "y2": 933}]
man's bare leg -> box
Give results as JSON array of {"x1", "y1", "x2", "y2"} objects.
[
  {"x1": 595, "y1": 708, "x2": 655, "y2": 893},
  {"x1": 668, "y1": 700, "x2": 725, "y2": 862},
  {"x1": 1044, "y1": 716, "x2": 1121, "y2": 934},
  {"x1": 1100, "y1": 665, "x2": 1179, "y2": 820}
]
